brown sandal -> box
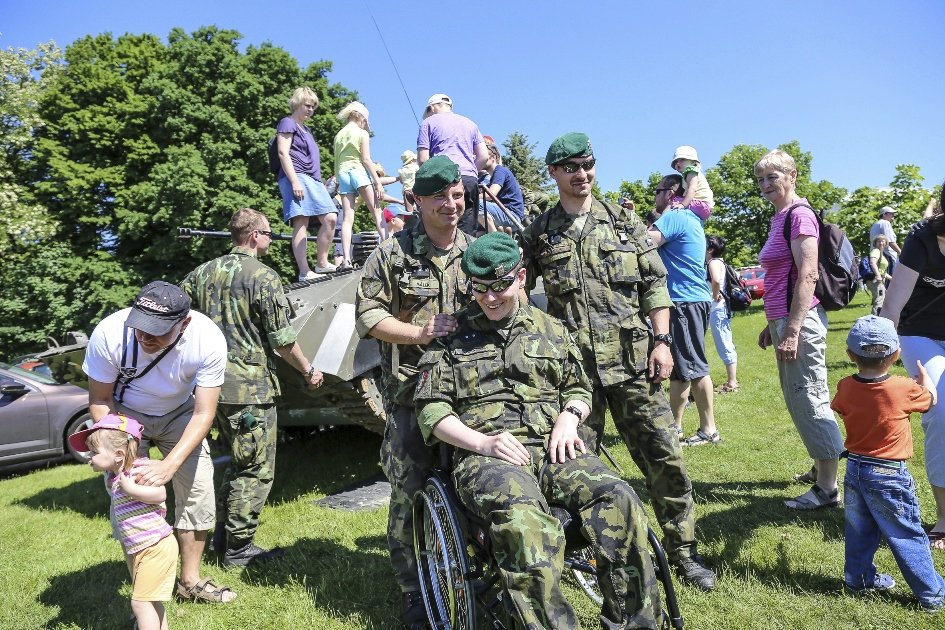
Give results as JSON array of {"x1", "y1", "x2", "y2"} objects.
[
  {"x1": 177, "y1": 578, "x2": 237, "y2": 603},
  {"x1": 793, "y1": 466, "x2": 817, "y2": 484}
]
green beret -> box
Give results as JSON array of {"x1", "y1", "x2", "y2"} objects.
[
  {"x1": 462, "y1": 232, "x2": 522, "y2": 280},
  {"x1": 413, "y1": 155, "x2": 461, "y2": 196},
  {"x1": 545, "y1": 132, "x2": 593, "y2": 165}
]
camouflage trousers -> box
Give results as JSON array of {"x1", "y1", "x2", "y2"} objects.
[
  {"x1": 583, "y1": 378, "x2": 697, "y2": 562},
  {"x1": 215, "y1": 402, "x2": 278, "y2": 547},
  {"x1": 454, "y1": 447, "x2": 660, "y2": 630},
  {"x1": 380, "y1": 404, "x2": 435, "y2": 593}
]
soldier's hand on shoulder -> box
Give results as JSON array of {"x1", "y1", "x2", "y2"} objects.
[
  {"x1": 417, "y1": 313, "x2": 458, "y2": 345},
  {"x1": 550, "y1": 413, "x2": 585, "y2": 464}
]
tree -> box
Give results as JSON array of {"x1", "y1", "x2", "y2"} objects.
[
  {"x1": 705, "y1": 140, "x2": 846, "y2": 266},
  {"x1": 3, "y1": 27, "x2": 360, "y2": 357},
  {"x1": 501, "y1": 131, "x2": 551, "y2": 193}
]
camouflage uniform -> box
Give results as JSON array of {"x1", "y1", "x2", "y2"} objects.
[
  {"x1": 522, "y1": 198, "x2": 698, "y2": 562},
  {"x1": 416, "y1": 303, "x2": 660, "y2": 629},
  {"x1": 354, "y1": 221, "x2": 475, "y2": 594},
  {"x1": 181, "y1": 245, "x2": 297, "y2": 547}
]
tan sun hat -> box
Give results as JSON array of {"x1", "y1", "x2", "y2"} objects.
[
  {"x1": 671, "y1": 145, "x2": 699, "y2": 168},
  {"x1": 401, "y1": 150, "x2": 417, "y2": 164}
]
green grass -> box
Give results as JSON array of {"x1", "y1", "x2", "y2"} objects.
[{"x1": 2, "y1": 290, "x2": 942, "y2": 629}]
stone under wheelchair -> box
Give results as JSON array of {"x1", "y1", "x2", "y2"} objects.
[{"x1": 413, "y1": 447, "x2": 685, "y2": 629}]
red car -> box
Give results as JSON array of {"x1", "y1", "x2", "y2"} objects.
[{"x1": 739, "y1": 267, "x2": 766, "y2": 299}]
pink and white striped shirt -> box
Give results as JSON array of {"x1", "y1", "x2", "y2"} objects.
[
  {"x1": 758, "y1": 199, "x2": 821, "y2": 321},
  {"x1": 106, "y1": 461, "x2": 173, "y2": 555}
]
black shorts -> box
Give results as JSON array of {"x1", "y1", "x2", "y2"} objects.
[{"x1": 669, "y1": 301, "x2": 711, "y2": 382}]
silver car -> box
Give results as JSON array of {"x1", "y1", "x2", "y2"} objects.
[{"x1": 0, "y1": 362, "x2": 92, "y2": 467}]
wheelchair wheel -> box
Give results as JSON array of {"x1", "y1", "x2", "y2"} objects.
[
  {"x1": 566, "y1": 546, "x2": 604, "y2": 606},
  {"x1": 413, "y1": 476, "x2": 476, "y2": 630}
]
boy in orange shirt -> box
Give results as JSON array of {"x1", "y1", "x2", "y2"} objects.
[{"x1": 831, "y1": 314, "x2": 944, "y2": 610}]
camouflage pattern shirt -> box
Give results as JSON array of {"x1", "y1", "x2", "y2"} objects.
[
  {"x1": 521, "y1": 198, "x2": 673, "y2": 387},
  {"x1": 355, "y1": 221, "x2": 475, "y2": 407},
  {"x1": 181, "y1": 246, "x2": 297, "y2": 404},
  {"x1": 415, "y1": 302, "x2": 592, "y2": 443}
]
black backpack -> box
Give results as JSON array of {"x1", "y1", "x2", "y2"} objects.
[
  {"x1": 782, "y1": 202, "x2": 859, "y2": 311},
  {"x1": 267, "y1": 135, "x2": 281, "y2": 175},
  {"x1": 722, "y1": 262, "x2": 752, "y2": 312}
]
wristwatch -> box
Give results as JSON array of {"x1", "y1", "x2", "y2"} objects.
[
  {"x1": 654, "y1": 333, "x2": 673, "y2": 347},
  {"x1": 304, "y1": 364, "x2": 317, "y2": 378},
  {"x1": 563, "y1": 404, "x2": 584, "y2": 423}
]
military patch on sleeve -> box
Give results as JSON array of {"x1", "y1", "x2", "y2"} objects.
[
  {"x1": 361, "y1": 277, "x2": 383, "y2": 299},
  {"x1": 417, "y1": 370, "x2": 433, "y2": 398}
]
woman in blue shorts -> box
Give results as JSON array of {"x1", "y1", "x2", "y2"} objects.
[
  {"x1": 275, "y1": 86, "x2": 338, "y2": 280},
  {"x1": 334, "y1": 101, "x2": 384, "y2": 261}
]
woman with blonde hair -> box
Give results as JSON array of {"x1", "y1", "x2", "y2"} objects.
[
  {"x1": 275, "y1": 86, "x2": 338, "y2": 280},
  {"x1": 755, "y1": 148, "x2": 844, "y2": 510},
  {"x1": 334, "y1": 101, "x2": 384, "y2": 263},
  {"x1": 868, "y1": 234, "x2": 892, "y2": 315}
]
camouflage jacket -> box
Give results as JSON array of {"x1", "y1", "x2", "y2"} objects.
[
  {"x1": 415, "y1": 302, "x2": 592, "y2": 444},
  {"x1": 181, "y1": 246, "x2": 297, "y2": 404},
  {"x1": 521, "y1": 198, "x2": 672, "y2": 387},
  {"x1": 355, "y1": 221, "x2": 475, "y2": 407}
]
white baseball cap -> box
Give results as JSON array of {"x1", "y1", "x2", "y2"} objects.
[{"x1": 426, "y1": 93, "x2": 452, "y2": 109}]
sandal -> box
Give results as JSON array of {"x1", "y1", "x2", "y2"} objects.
[
  {"x1": 715, "y1": 383, "x2": 740, "y2": 394},
  {"x1": 927, "y1": 529, "x2": 945, "y2": 550},
  {"x1": 682, "y1": 429, "x2": 722, "y2": 446},
  {"x1": 784, "y1": 484, "x2": 841, "y2": 510},
  {"x1": 793, "y1": 465, "x2": 817, "y2": 484},
  {"x1": 177, "y1": 577, "x2": 237, "y2": 603}
]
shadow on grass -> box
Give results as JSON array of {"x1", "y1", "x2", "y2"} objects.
[
  {"x1": 232, "y1": 534, "x2": 399, "y2": 628},
  {"x1": 13, "y1": 474, "x2": 110, "y2": 518},
  {"x1": 39, "y1": 560, "x2": 129, "y2": 628}
]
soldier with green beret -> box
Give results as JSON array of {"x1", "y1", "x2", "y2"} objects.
[
  {"x1": 181, "y1": 208, "x2": 325, "y2": 568},
  {"x1": 521, "y1": 132, "x2": 718, "y2": 591},
  {"x1": 355, "y1": 154, "x2": 476, "y2": 628},
  {"x1": 415, "y1": 232, "x2": 661, "y2": 629}
]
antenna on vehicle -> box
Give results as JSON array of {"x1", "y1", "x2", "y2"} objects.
[{"x1": 363, "y1": 0, "x2": 420, "y2": 127}]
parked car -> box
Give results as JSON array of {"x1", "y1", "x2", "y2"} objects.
[
  {"x1": 739, "y1": 266, "x2": 766, "y2": 299},
  {"x1": 0, "y1": 362, "x2": 92, "y2": 468}
]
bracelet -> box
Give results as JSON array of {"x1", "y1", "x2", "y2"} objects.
[
  {"x1": 304, "y1": 365, "x2": 316, "y2": 378},
  {"x1": 563, "y1": 404, "x2": 584, "y2": 424}
]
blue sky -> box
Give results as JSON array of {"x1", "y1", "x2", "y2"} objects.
[{"x1": 3, "y1": 0, "x2": 944, "y2": 196}]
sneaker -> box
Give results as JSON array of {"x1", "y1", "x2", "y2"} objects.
[
  {"x1": 298, "y1": 271, "x2": 317, "y2": 282},
  {"x1": 673, "y1": 554, "x2": 717, "y2": 591},
  {"x1": 845, "y1": 573, "x2": 896, "y2": 595},
  {"x1": 682, "y1": 429, "x2": 722, "y2": 446},
  {"x1": 223, "y1": 541, "x2": 285, "y2": 568},
  {"x1": 315, "y1": 263, "x2": 337, "y2": 273},
  {"x1": 402, "y1": 590, "x2": 428, "y2": 629}
]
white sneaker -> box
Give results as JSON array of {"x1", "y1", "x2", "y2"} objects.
[
  {"x1": 298, "y1": 271, "x2": 317, "y2": 282},
  {"x1": 314, "y1": 264, "x2": 337, "y2": 273}
]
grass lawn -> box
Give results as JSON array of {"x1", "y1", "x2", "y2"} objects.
[{"x1": 2, "y1": 290, "x2": 943, "y2": 629}]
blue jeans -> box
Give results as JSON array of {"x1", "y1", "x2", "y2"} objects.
[{"x1": 844, "y1": 458, "x2": 945, "y2": 607}]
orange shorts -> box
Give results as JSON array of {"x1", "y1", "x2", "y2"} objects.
[{"x1": 130, "y1": 534, "x2": 178, "y2": 601}]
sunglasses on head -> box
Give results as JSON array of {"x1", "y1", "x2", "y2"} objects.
[
  {"x1": 556, "y1": 157, "x2": 596, "y2": 174},
  {"x1": 470, "y1": 268, "x2": 521, "y2": 294}
]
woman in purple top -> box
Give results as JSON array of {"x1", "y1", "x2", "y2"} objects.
[
  {"x1": 755, "y1": 149, "x2": 844, "y2": 510},
  {"x1": 275, "y1": 86, "x2": 339, "y2": 281}
]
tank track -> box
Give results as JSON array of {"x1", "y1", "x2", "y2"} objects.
[{"x1": 333, "y1": 368, "x2": 387, "y2": 434}]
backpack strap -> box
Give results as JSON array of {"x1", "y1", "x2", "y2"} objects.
[
  {"x1": 113, "y1": 325, "x2": 183, "y2": 404},
  {"x1": 781, "y1": 202, "x2": 821, "y2": 313}
]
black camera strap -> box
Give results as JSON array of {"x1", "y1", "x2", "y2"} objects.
[{"x1": 113, "y1": 325, "x2": 183, "y2": 404}]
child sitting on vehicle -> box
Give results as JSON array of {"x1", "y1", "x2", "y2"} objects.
[
  {"x1": 69, "y1": 414, "x2": 186, "y2": 630},
  {"x1": 830, "y1": 315, "x2": 944, "y2": 611},
  {"x1": 670, "y1": 145, "x2": 714, "y2": 221}
]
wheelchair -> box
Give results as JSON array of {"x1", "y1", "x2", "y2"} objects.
[{"x1": 413, "y1": 449, "x2": 685, "y2": 629}]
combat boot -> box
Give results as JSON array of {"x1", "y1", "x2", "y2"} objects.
[
  {"x1": 223, "y1": 540, "x2": 285, "y2": 568},
  {"x1": 402, "y1": 590, "x2": 428, "y2": 629},
  {"x1": 673, "y1": 553, "x2": 716, "y2": 591}
]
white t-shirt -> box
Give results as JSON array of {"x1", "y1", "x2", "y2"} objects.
[
  {"x1": 83, "y1": 308, "x2": 227, "y2": 416},
  {"x1": 869, "y1": 219, "x2": 898, "y2": 257}
]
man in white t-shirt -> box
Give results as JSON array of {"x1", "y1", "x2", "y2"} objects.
[
  {"x1": 869, "y1": 206, "x2": 902, "y2": 263},
  {"x1": 83, "y1": 281, "x2": 235, "y2": 603}
]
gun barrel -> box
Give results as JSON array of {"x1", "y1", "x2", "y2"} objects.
[{"x1": 178, "y1": 227, "x2": 316, "y2": 242}]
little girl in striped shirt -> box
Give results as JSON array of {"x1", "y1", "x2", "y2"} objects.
[{"x1": 70, "y1": 413, "x2": 178, "y2": 630}]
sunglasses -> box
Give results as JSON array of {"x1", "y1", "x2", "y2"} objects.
[
  {"x1": 470, "y1": 269, "x2": 521, "y2": 294},
  {"x1": 256, "y1": 229, "x2": 275, "y2": 238},
  {"x1": 556, "y1": 158, "x2": 596, "y2": 174},
  {"x1": 654, "y1": 188, "x2": 670, "y2": 194}
]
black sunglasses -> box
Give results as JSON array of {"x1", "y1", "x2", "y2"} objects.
[
  {"x1": 256, "y1": 229, "x2": 275, "y2": 238},
  {"x1": 470, "y1": 268, "x2": 521, "y2": 294},
  {"x1": 654, "y1": 188, "x2": 670, "y2": 194},
  {"x1": 556, "y1": 158, "x2": 596, "y2": 174}
]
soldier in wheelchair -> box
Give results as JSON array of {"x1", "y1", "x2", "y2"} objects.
[{"x1": 413, "y1": 232, "x2": 666, "y2": 629}]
